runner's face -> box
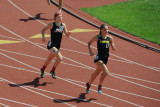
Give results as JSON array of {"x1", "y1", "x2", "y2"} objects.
[
  {"x1": 55, "y1": 15, "x2": 62, "y2": 22},
  {"x1": 101, "y1": 26, "x2": 108, "y2": 34}
]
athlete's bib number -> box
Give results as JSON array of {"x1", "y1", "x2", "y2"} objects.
[
  {"x1": 95, "y1": 55, "x2": 99, "y2": 60},
  {"x1": 106, "y1": 43, "x2": 109, "y2": 48}
]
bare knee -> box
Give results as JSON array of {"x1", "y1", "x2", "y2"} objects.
[
  {"x1": 59, "y1": 56, "x2": 63, "y2": 61},
  {"x1": 52, "y1": 47, "x2": 58, "y2": 54},
  {"x1": 97, "y1": 61, "x2": 109, "y2": 75},
  {"x1": 57, "y1": 53, "x2": 63, "y2": 62},
  {"x1": 94, "y1": 68, "x2": 101, "y2": 75},
  {"x1": 103, "y1": 69, "x2": 109, "y2": 76}
]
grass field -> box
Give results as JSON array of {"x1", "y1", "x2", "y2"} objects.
[{"x1": 80, "y1": 0, "x2": 160, "y2": 45}]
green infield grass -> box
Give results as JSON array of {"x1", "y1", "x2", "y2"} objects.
[{"x1": 80, "y1": 0, "x2": 160, "y2": 45}]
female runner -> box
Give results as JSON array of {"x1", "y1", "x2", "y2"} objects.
[
  {"x1": 86, "y1": 24, "x2": 115, "y2": 93},
  {"x1": 40, "y1": 11, "x2": 71, "y2": 79}
]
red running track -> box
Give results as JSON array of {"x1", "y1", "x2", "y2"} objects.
[{"x1": 0, "y1": 0, "x2": 160, "y2": 107}]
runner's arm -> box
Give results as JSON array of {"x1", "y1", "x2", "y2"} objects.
[
  {"x1": 59, "y1": 0, "x2": 63, "y2": 10},
  {"x1": 88, "y1": 36, "x2": 98, "y2": 56},
  {"x1": 62, "y1": 23, "x2": 71, "y2": 38},
  {"x1": 110, "y1": 36, "x2": 115, "y2": 51},
  {"x1": 41, "y1": 23, "x2": 53, "y2": 42}
]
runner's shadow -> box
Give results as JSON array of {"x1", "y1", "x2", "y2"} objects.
[
  {"x1": 19, "y1": 13, "x2": 53, "y2": 22},
  {"x1": 53, "y1": 93, "x2": 97, "y2": 103},
  {"x1": 8, "y1": 77, "x2": 53, "y2": 87}
]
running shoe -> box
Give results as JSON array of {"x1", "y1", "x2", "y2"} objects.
[
  {"x1": 50, "y1": 71, "x2": 56, "y2": 79},
  {"x1": 86, "y1": 83, "x2": 90, "y2": 93},
  {"x1": 40, "y1": 69, "x2": 44, "y2": 78},
  {"x1": 98, "y1": 85, "x2": 102, "y2": 94}
]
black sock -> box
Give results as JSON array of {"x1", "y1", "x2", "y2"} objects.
[
  {"x1": 86, "y1": 83, "x2": 90, "y2": 89},
  {"x1": 98, "y1": 85, "x2": 102, "y2": 90}
]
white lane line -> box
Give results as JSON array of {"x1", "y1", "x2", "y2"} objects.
[
  {"x1": 0, "y1": 64, "x2": 41, "y2": 74},
  {"x1": 2, "y1": 43, "x2": 158, "y2": 95},
  {"x1": 8, "y1": 0, "x2": 160, "y2": 72},
  {"x1": 0, "y1": 25, "x2": 92, "y2": 70},
  {"x1": 3, "y1": 0, "x2": 158, "y2": 105},
  {"x1": 0, "y1": 79, "x2": 4, "y2": 82},
  {"x1": 57, "y1": 76, "x2": 143, "y2": 107},
  {"x1": 0, "y1": 102, "x2": 10, "y2": 107},
  {"x1": 0, "y1": 51, "x2": 40, "y2": 71},
  {"x1": 0, "y1": 76, "x2": 111, "y2": 107},
  {"x1": 1, "y1": 79, "x2": 111, "y2": 107},
  {"x1": 25, "y1": 86, "x2": 112, "y2": 107},
  {"x1": 0, "y1": 97, "x2": 37, "y2": 107},
  {"x1": 0, "y1": 49, "x2": 91, "y2": 70},
  {"x1": 0, "y1": 35, "x2": 23, "y2": 41},
  {"x1": 1, "y1": 48, "x2": 159, "y2": 85},
  {"x1": 0, "y1": 53, "x2": 142, "y2": 107},
  {"x1": 0, "y1": 25, "x2": 159, "y2": 106},
  {"x1": 110, "y1": 74, "x2": 160, "y2": 92},
  {"x1": 0, "y1": 34, "x2": 133, "y2": 65},
  {"x1": 1, "y1": 63, "x2": 160, "y2": 102},
  {"x1": 1, "y1": 49, "x2": 159, "y2": 93},
  {"x1": 148, "y1": 66, "x2": 160, "y2": 70},
  {"x1": 0, "y1": 35, "x2": 138, "y2": 65},
  {"x1": 111, "y1": 73, "x2": 160, "y2": 85},
  {"x1": 0, "y1": 33, "x2": 159, "y2": 71},
  {"x1": 70, "y1": 37, "x2": 160, "y2": 72},
  {"x1": 0, "y1": 25, "x2": 160, "y2": 92},
  {"x1": 0, "y1": 63, "x2": 110, "y2": 107},
  {"x1": 8, "y1": 0, "x2": 46, "y2": 26},
  {"x1": 37, "y1": 42, "x2": 134, "y2": 64},
  {"x1": 2, "y1": 32, "x2": 159, "y2": 71},
  {"x1": 65, "y1": 78, "x2": 160, "y2": 102},
  {"x1": 0, "y1": 78, "x2": 77, "y2": 107}
]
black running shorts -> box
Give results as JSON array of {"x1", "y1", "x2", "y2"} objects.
[{"x1": 94, "y1": 54, "x2": 109, "y2": 65}]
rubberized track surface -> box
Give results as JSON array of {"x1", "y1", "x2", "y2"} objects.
[{"x1": 0, "y1": 0, "x2": 160, "y2": 107}]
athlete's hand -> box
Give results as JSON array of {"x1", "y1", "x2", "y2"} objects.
[{"x1": 67, "y1": 31, "x2": 71, "y2": 37}]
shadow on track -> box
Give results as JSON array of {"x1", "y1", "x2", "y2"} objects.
[
  {"x1": 19, "y1": 13, "x2": 53, "y2": 22},
  {"x1": 53, "y1": 93, "x2": 97, "y2": 103},
  {"x1": 8, "y1": 77, "x2": 53, "y2": 87}
]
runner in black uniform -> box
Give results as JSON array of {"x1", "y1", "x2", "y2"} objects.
[
  {"x1": 86, "y1": 24, "x2": 115, "y2": 94},
  {"x1": 47, "y1": 22, "x2": 64, "y2": 50},
  {"x1": 40, "y1": 11, "x2": 71, "y2": 79},
  {"x1": 94, "y1": 34, "x2": 110, "y2": 65}
]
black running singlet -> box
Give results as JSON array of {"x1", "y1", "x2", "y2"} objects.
[
  {"x1": 47, "y1": 22, "x2": 64, "y2": 50},
  {"x1": 97, "y1": 35, "x2": 110, "y2": 57}
]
